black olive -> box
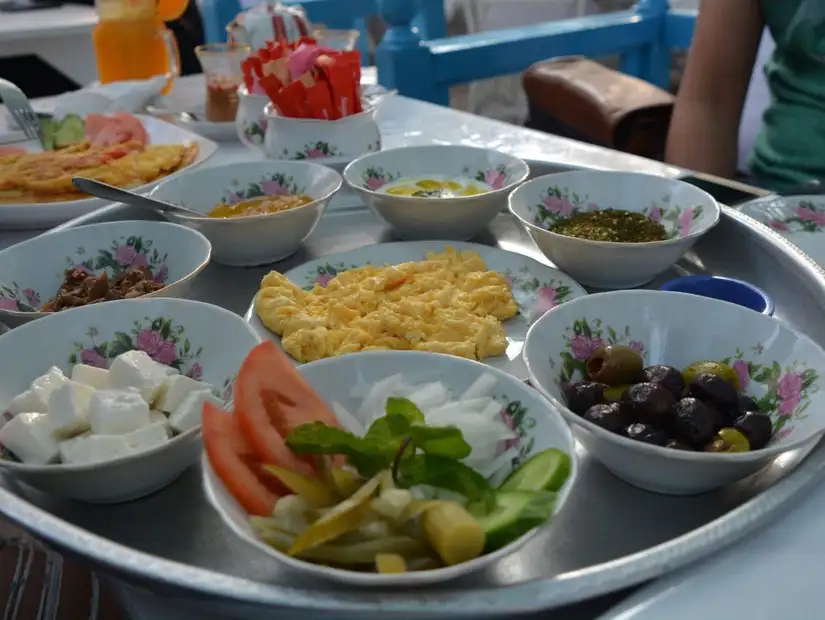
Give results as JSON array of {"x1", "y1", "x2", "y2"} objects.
[
  {"x1": 673, "y1": 397, "x2": 719, "y2": 448},
  {"x1": 737, "y1": 395, "x2": 760, "y2": 414},
  {"x1": 734, "y1": 412, "x2": 773, "y2": 450},
  {"x1": 642, "y1": 365, "x2": 686, "y2": 400},
  {"x1": 624, "y1": 382, "x2": 676, "y2": 426},
  {"x1": 665, "y1": 439, "x2": 692, "y2": 450},
  {"x1": 705, "y1": 402, "x2": 732, "y2": 430},
  {"x1": 583, "y1": 403, "x2": 627, "y2": 434},
  {"x1": 626, "y1": 423, "x2": 667, "y2": 446},
  {"x1": 689, "y1": 373, "x2": 739, "y2": 409},
  {"x1": 586, "y1": 345, "x2": 644, "y2": 386},
  {"x1": 562, "y1": 381, "x2": 605, "y2": 415}
]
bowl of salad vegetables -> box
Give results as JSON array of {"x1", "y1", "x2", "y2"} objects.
[{"x1": 202, "y1": 342, "x2": 578, "y2": 586}]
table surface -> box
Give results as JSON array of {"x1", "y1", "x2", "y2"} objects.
[
  {"x1": 0, "y1": 74, "x2": 815, "y2": 620},
  {"x1": 0, "y1": 4, "x2": 96, "y2": 42}
]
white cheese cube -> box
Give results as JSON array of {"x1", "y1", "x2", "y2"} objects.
[
  {"x1": 47, "y1": 381, "x2": 95, "y2": 438},
  {"x1": 57, "y1": 432, "x2": 91, "y2": 463},
  {"x1": 30, "y1": 367, "x2": 69, "y2": 408},
  {"x1": 154, "y1": 375, "x2": 213, "y2": 414},
  {"x1": 59, "y1": 435, "x2": 131, "y2": 465},
  {"x1": 149, "y1": 410, "x2": 170, "y2": 430},
  {"x1": 124, "y1": 422, "x2": 169, "y2": 454},
  {"x1": 88, "y1": 389, "x2": 151, "y2": 435},
  {"x1": 6, "y1": 390, "x2": 47, "y2": 415},
  {"x1": 0, "y1": 413, "x2": 59, "y2": 464},
  {"x1": 107, "y1": 351, "x2": 169, "y2": 404},
  {"x1": 71, "y1": 364, "x2": 110, "y2": 390},
  {"x1": 168, "y1": 389, "x2": 220, "y2": 433}
]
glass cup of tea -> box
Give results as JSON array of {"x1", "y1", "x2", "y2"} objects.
[{"x1": 195, "y1": 43, "x2": 252, "y2": 123}]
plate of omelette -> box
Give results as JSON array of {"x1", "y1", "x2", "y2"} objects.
[
  {"x1": 246, "y1": 241, "x2": 587, "y2": 379},
  {"x1": 0, "y1": 114, "x2": 217, "y2": 228}
]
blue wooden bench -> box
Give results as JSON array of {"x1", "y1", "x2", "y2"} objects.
[
  {"x1": 199, "y1": 0, "x2": 446, "y2": 66},
  {"x1": 376, "y1": 0, "x2": 696, "y2": 106}
]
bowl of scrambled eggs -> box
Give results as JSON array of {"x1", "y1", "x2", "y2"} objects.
[
  {"x1": 149, "y1": 161, "x2": 342, "y2": 267},
  {"x1": 343, "y1": 145, "x2": 529, "y2": 241}
]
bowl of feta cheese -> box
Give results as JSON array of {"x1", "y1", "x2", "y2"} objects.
[{"x1": 0, "y1": 297, "x2": 261, "y2": 503}]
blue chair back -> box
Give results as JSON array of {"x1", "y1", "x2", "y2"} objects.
[{"x1": 373, "y1": 0, "x2": 695, "y2": 105}]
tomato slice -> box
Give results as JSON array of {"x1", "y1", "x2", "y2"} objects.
[
  {"x1": 202, "y1": 401, "x2": 280, "y2": 516},
  {"x1": 234, "y1": 341, "x2": 343, "y2": 476}
]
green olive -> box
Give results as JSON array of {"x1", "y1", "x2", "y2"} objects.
[
  {"x1": 682, "y1": 361, "x2": 741, "y2": 392},
  {"x1": 586, "y1": 345, "x2": 643, "y2": 387},
  {"x1": 705, "y1": 427, "x2": 750, "y2": 453},
  {"x1": 603, "y1": 384, "x2": 630, "y2": 402}
]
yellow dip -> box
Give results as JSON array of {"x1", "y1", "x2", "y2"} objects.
[
  {"x1": 209, "y1": 194, "x2": 314, "y2": 218},
  {"x1": 380, "y1": 176, "x2": 488, "y2": 198}
]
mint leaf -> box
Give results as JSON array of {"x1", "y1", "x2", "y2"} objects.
[
  {"x1": 397, "y1": 453, "x2": 493, "y2": 502},
  {"x1": 407, "y1": 425, "x2": 471, "y2": 459},
  {"x1": 285, "y1": 422, "x2": 391, "y2": 477},
  {"x1": 366, "y1": 412, "x2": 412, "y2": 445},
  {"x1": 385, "y1": 397, "x2": 425, "y2": 423}
]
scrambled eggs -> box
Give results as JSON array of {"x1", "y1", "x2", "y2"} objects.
[{"x1": 255, "y1": 247, "x2": 518, "y2": 363}]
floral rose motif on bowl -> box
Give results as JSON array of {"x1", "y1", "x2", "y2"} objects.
[
  {"x1": 461, "y1": 164, "x2": 511, "y2": 191},
  {"x1": 533, "y1": 185, "x2": 704, "y2": 239},
  {"x1": 550, "y1": 318, "x2": 820, "y2": 440},
  {"x1": 67, "y1": 316, "x2": 235, "y2": 404},
  {"x1": 221, "y1": 173, "x2": 306, "y2": 206},
  {"x1": 0, "y1": 236, "x2": 169, "y2": 314},
  {"x1": 242, "y1": 118, "x2": 267, "y2": 146},
  {"x1": 360, "y1": 167, "x2": 400, "y2": 191},
  {"x1": 766, "y1": 200, "x2": 825, "y2": 233},
  {"x1": 281, "y1": 141, "x2": 343, "y2": 161}
]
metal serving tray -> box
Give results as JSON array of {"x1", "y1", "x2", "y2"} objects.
[{"x1": 2, "y1": 196, "x2": 825, "y2": 620}]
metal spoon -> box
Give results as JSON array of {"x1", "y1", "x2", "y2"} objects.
[{"x1": 72, "y1": 177, "x2": 203, "y2": 218}]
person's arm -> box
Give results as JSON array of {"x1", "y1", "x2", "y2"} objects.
[{"x1": 665, "y1": 0, "x2": 764, "y2": 177}]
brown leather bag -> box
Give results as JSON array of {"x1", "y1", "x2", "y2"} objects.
[{"x1": 523, "y1": 57, "x2": 675, "y2": 160}]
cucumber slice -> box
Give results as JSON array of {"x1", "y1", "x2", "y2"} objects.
[
  {"x1": 53, "y1": 114, "x2": 85, "y2": 149},
  {"x1": 41, "y1": 118, "x2": 56, "y2": 151},
  {"x1": 475, "y1": 491, "x2": 557, "y2": 551},
  {"x1": 499, "y1": 448, "x2": 571, "y2": 493}
]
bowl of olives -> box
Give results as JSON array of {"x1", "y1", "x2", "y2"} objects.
[
  {"x1": 508, "y1": 170, "x2": 720, "y2": 289},
  {"x1": 523, "y1": 290, "x2": 825, "y2": 495}
]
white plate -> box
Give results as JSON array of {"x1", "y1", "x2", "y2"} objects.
[
  {"x1": 148, "y1": 104, "x2": 238, "y2": 142},
  {"x1": 0, "y1": 115, "x2": 218, "y2": 229},
  {"x1": 740, "y1": 195, "x2": 825, "y2": 269},
  {"x1": 243, "y1": 240, "x2": 587, "y2": 379}
]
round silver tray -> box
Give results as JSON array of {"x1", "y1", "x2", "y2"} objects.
[{"x1": 2, "y1": 204, "x2": 825, "y2": 618}]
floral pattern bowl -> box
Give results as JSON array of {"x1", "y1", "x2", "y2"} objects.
[
  {"x1": 0, "y1": 221, "x2": 211, "y2": 328},
  {"x1": 523, "y1": 290, "x2": 825, "y2": 495},
  {"x1": 508, "y1": 171, "x2": 721, "y2": 289},
  {"x1": 203, "y1": 349, "x2": 579, "y2": 586},
  {"x1": 149, "y1": 160, "x2": 342, "y2": 267},
  {"x1": 0, "y1": 298, "x2": 261, "y2": 503},
  {"x1": 343, "y1": 145, "x2": 530, "y2": 241}
]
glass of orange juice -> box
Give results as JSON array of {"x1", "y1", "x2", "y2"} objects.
[
  {"x1": 195, "y1": 43, "x2": 252, "y2": 123},
  {"x1": 92, "y1": 0, "x2": 185, "y2": 93}
]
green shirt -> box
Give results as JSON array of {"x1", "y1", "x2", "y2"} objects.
[{"x1": 749, "y1": 0, "x2": 825, "y2": 192}]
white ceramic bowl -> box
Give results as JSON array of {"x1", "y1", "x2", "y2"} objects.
[
  {"x1": 523, "y1": 290, "x2": 825, "y2": 495},
  {"x1": 204, "y1": 350, "x2": 578, "y2": 586},
  {"x1": 149, "y1": 161, "x2": 342, "y2": 267},
  {"x1": 508, "y1": 171, "x2": 721, "y2": 288},
  {"x1": 0, "y1": 298, "x2": 261, "y2": 503},
  {"x1": 0, "y1": 221, "x2": 211, "y2": 328},
  {"x1": 343, "y1": 145, "x2": 530, "y2": 240}
]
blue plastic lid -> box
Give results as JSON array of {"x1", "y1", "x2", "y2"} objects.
[{"x1": 659, "y1": 275, "x2": 774, "y2": 315}]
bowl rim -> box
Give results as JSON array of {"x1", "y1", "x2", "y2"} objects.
[
  {"x1": 149, "y1": 161, "x2": 343, "y2": 224},
  {"x1": 342, "y1": 145, "x2": 531, "y2": 204},
  {"x1": 508, "y1": 171, "x2": 722, "y2": 248},
  {"x1": 203, "y1": 349, "x2": 580, "y2": 586},
  {"x1": 0, "y1": 221, "x2": 212, "y2": 319},
  {"x1": 523, "y1": 289, "x2": 825, "y2": 464},
  {"x1": 659, "y1": 275, "x2": 774, "y2": 316},
  {"x1": 0, "y1": 297, "x2": 262, "y2": 474}
]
